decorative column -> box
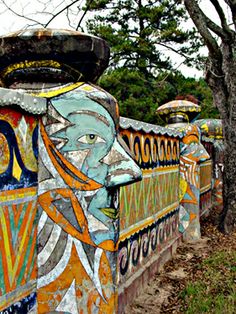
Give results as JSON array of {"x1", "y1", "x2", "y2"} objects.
[
  {"x1": 157, "y1": 100, "x2": 210, "y2": 242},
  {"x1": 0, "y1": 29, "x2": 142, "y2": 313},
  {"x1": 0, "y1": 89, "x2": 45, "y2": 313},
  {"x1": 194, "y1": 119, "x2": 224, "y2": 212}
]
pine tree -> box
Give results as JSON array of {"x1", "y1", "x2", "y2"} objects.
[{"x1": 86, "y1": 0, "x2": 202, "y2": 76}]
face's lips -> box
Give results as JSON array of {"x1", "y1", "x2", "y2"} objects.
[{"x1": 100, "y1": 207, "x2": 119, "y2": 220}]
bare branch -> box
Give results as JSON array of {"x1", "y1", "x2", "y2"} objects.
[
  {"x1": 210, "y1": 0, "x2": 232, "y2": 36},
  {"x1": 157, "y1": 42, "x2": 193, "y2": 61},
  {"x1": 0, "y1": 0, "x2": 46, "y2": 27},
  {"x1": 45, "y1": 0, "x2": 81, "y2": 28},
  {"x1": 66, "y1": 7, "x2": 74, "y2": 29},
  {"x1": 224, "y1": 0, "x2": 236, "y2": 29},
  {"x1": 184, "y1": 0, "x2": 221, "y2": 58},
  {"x1": 76, "y1": 0, "x2": 95, "y2": 31},
  {"x1": 204, "y1": 14, "x2": 228, "y2": 38}
]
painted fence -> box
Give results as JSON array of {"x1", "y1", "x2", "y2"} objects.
[
  {"x1": 118, "y1": 118, "x2": 181, "y2": 308},
  {"x1": 117, "y1": 115, "x2": 223, "y2": 311},
  {"x1": 0, "y1": 29, "x2": 224, "y2": 314}
]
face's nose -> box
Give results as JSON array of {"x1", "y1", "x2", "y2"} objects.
[
  {"x1": 182, "y1": 141, "x2": 210, "y2": 163},
  {"x1": 197, "y1": 143, "x2": 210, "y2": 162},
  {"x1": 102, "y1": 138, "x2": 142, "y2": 187}
]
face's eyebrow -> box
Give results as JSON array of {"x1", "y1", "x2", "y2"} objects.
[{"x1": 68, "y1": 110, "x2": 110, "y2": 127}]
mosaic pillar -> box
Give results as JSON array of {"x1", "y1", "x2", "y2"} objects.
[
  {"x1": 178, "y1": 125, "x2": 210, "y2": 242},
  {"x1": 157, "y1": 100, "x2": 210, "y2": 242},
  {"x1": 194, "y1": 119, "x2": 224, "y2": 212},
  {"x1": 0, "y1": 29, "x2": 142, "y2": 313},
  {"x1": 0, "y1": 90, "x2": 46, "y2": 313}
]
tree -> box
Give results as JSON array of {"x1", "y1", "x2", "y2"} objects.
[
  {"x1": 170, "y1": 76, "x2": 219, "y2": 119},
  {"x1": 183, "y1": 0, "x2": 236, "y2": 233},
  {"x1": 86, "y1": 0, "x2": 202, "y2": 75},
  {"x1": 85, "y1": 0, "x2": 209, "y2": 124},
  {"x1": 99, "y1": 69, "x2": 218, "y2": 124},
  {"x1": 99, "y1": 68, "x2": 164, "y2": 124}
]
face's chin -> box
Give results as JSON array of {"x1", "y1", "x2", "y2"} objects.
[
  {"x1": 100, "y1": 188, "x2": 119, "y2": 220},
  {"x1": 87, "y1": 188, "x2": 120, "y2": 246}
]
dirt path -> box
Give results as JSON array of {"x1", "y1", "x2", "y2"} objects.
[{"x1": 125, "y1": 215, "x2": 236, "y2": 314}]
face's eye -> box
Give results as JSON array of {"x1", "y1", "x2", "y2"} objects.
[{"x1": 78, "y1": 134, "x2": 106, "y2": 145}]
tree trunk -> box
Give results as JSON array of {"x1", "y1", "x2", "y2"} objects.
[
  {"x1": 184, "y1": 0, "x2": 236, "y2": 233},
  {"x1": 221, "y1": 123, "x2": 236, "y2": 232},
  {"x1": 207, "y1": 41, "x2": 236, "y2": 233}
]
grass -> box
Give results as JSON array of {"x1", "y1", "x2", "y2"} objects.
[{"x1": 180, "y1": 250, "x2": 236, "y2": 313}]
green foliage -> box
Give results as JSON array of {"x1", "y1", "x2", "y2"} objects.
[
  {"x1": 180, "y1": 250, "x2": 236, "y2": 313},
  {"x1": 166, "y1": 74, "x2": 220, "y2": 120},
  {"x1": 99, "y1": 68, "x2": 164, "y2": 124},
  {"x1": 86, "y1": 0, "x2": 217, "y2": 124},
  {"x1": 86, "y1": 0, "x2": 203, "y2": 74},
  {"x1": 99, "y1": 69, "x2": 219, "y2": 124}
]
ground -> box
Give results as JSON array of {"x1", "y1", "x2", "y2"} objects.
[{"x1": 125, "y1": 212, "x2": 236, "y2": 313}]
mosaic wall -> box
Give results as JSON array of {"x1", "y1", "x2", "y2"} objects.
[
  {"x1": 202, "y1": 137, "x2": 224, "y2": 211},
  {"x1": 0, "y1": 29, "x2": 225, "y2": 314},
  {"x1": 118, "y1": 119, "x2": 181, "y2": 282},
  {"x1": 0, "y1": 83, "x2": 142, "y2": 314},
  {"x1": 118, "y1": 209, "x2": 179, "y2": 284},
  {"x1": 120, "y1": 170, "x2": 179, "y2": 229},
  {"x1": 0, "y1": 107, "x2": 38, "y2": 312}
]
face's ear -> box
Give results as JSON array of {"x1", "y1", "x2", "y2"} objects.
[{"x1": 102, "y1": 139, "x2": 142, "y2": 188}]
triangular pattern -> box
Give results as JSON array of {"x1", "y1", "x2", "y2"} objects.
[
  {"x1": 120, "y1": 169, "x2": 179, "y2": 230},
  {"x1": 52, "y1": 197, "x2": 83, "y2": 233},
  {"x1": 0, "y1": 199, "x2": 37, "y2": 294},
  {"x1": 12, "y1": 203, "x2": 24, "y2": 229},
  {"x1": 182, "y1": 184, "x2": 198, "y2": 205},
  {"x1": 143, "y1": 178, "x2": 154, "y2": 216},
  {"x1": 12, "y1": 153, "x2": 22, "y2": 182},
  {"x1": 189, "y1": 212, "x2": 197, "y2": 222},
  {"x1": 56, "y1": 279, "x2": 78, "y2": 314}
]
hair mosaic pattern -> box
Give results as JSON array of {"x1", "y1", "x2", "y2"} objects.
[
  {"x1": 121, "y1": 129, "x2": 180, "y2": 169},
  {"x1": 0, "y1": 108, "x2": 38, "y2": 312}
]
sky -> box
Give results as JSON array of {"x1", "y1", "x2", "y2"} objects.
[{"x1": 0, "y1": 0, "x2": 231, "y2": 78}]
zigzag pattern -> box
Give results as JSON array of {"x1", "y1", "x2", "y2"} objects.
[
  {"x1": 0, "y1": 192, "x2": 37, "y2": 301},
  {"x1": 120, "y1": 170, "x2": 179, "y2": 230}
]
